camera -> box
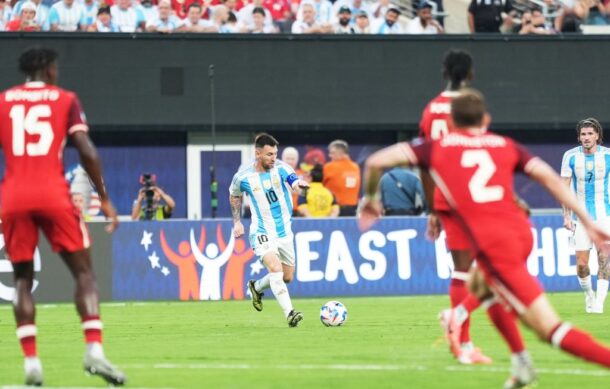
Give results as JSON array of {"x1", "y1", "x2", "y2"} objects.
[{"x1": 139, "y1": 173, "x2": 157, "y2": 220}]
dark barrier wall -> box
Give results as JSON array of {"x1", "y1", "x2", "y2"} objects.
[{"x1": 0, "y1": 34, "x2": 608, "y2": 133}]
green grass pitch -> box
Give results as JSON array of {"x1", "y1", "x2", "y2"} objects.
[{"x1": 1, "y1": 293, "x2": 610, "y2": 388}]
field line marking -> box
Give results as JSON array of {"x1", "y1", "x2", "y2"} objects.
[{"x1": 123, "y1": 363, "x2": 610, "y2": 377}]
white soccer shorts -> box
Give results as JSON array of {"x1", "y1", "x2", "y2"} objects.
[
  {"x1": 572, "y1": 218, "x2": 610, "y2": 251},
  {"x1": 250, "y1": 233, "x2": 295, "y2": 266}
]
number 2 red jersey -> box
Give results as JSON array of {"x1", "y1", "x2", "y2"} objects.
[
  {"x1": 419, "y1": 91, "x2": 459, "y2": 211},
  {"x1": 404, "y1": 131, "x2": 541, "y2": 259},
  {"x1": 0, "y1": 82, "x2": 89, "y2": 212}
]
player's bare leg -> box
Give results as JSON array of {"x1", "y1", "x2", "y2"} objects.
[
  {"x1": 261, "y1": 252, "x2": 302, "y2": 327},
  {"x1": 439, "y1": 250, "x2": 490, "y2": 364},
  {"x1": 594, "y1": 248, "x2": 610, "y2": 313},
  {"x1": 13, "y1": 261, "x2": 43, "y2": 386},
  {"x1": 60, "y1": 249, "x2": 126, "y2": 386},
  {"x1": 576, "y1": 250, "x2": 596, "y2": 313},
  {"x1": 519, "y1": 294, "x2": 610, "y2": 370},
  {"x1": 469, "y1": 269, "x2": 533, "y2": 389}
]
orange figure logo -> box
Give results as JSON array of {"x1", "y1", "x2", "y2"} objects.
[
  {"x1": 222, "y1": 236, "x2": 254, "y2": 300},
  {"x1": 160, "y1": 228, "x2": 205, "y2": 301}
]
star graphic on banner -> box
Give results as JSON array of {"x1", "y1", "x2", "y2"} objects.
[
  {"x1": 148, "y1": 251, "x2": 161, "y2": 269},
  {"x1": 250, "y1": 260, "x2": 264, "y2": 276},
  {"x1": 141, "y1": 230, "x2": 153, "y2": 251},
  {"x1": 161, "y1": 267, "x2": 170, "y2": 276}
]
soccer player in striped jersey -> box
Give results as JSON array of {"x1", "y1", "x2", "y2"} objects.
[
  {"x1": 561, "y1": 118, "x2": 610, "y2": 314},
  {"x1": 230, "y1": 133, "x2": 309, "y2": 327}
]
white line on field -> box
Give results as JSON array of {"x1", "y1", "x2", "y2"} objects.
[
  {"x1": 1, "y1": 387, "x2": 175, "y2": 389},
  {"x1": 123, "y1": 363, "x2": 610, "y2": 377}
]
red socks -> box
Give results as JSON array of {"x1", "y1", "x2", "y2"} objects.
[
  {"x1": 82, "y1": 316, "x2": 103, "y2": 344},
  {"x1": 486, "y1": 302, "x2": 525, "y2": 353},
  {"x1": 16, "y1": 322, "x2": 38, "y2": 357},
  {"x1": 550, "y1": 323, "x2": 610, "y2": 368}
]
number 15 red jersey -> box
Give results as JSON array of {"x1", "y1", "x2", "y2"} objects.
[{"x1": 0, "y1": 82, "x2": 89, "y2": 212}]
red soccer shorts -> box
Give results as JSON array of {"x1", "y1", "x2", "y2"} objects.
[
  {"x1": 476, "y1": 235, "x2": 543, "y2": 315},
  {"x1": 438, "y1": 211, "x2": 471, "y2": 251},
  {"x1": 2, "y1": 207, "x2": 91, "y2": 262}
]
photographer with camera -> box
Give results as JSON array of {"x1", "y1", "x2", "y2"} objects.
[{"x1": 131, "y1": 173, "x2": 176, "y2": 221}]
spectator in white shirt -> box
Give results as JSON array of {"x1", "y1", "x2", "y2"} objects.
[
  {"x1": 353, "y1": 9, "x2": 369, "y2": 32},
  {"x1": 237, "y1": 0, "x2": 272, "y2": 30},
  {"x1": 146, "y1": 0, "x2": 183, "y2": 32},
  {"x1": 88, "y1": 5, "x2": 119, "y2": 31},
  {"x1": 111, "y1": 0, "x2": 146, "y2": 32},
  {"x1": 292, "y1": 2, "x2": 332, "y2": 32},
  {"x1": 136, "y1": 0, "x2": 158, "y2": 26},
  {"x1": 297, "y1": 0, "x2": 332, "y2": 24},
  {"x1": 250, "y1": 6, "x2": 276, "y2": 32},
  {"x1": 334, "y1": 6, "x2": 354, "y2": 33},
  {"x1": 406, "y1": 1, "x2": 443, "y2": 33},
  {"x1": 49, "y1": 0, "x2": 86, "y2": 31},
  {"x1": 12, "y1": 0, "x2": 49, "y2": 30},
  {"x1": 181, "y1": 3, "x2": 218, "y2": 32},
  {"x1": 0, "y1": 0, "x2": 13, "y2": 30},
  {"x1": 374, "y1": 6, "x2": 402, "y2": 33},
  {"x1": 368, "y1": 0, "x2": 395, "y2": 24},
  {"x1": 82, "y1": 0, "x2": 98, "y2": 27}
]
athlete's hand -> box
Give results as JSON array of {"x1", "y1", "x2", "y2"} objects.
[
  {"x1": 425, "y1": 213, "x2": 442, "y2": 241},
  {"x1": 585, "y1": 222, "x2": 610, "y2": 255},
  {"x1": 233, "y1": 221, "x2": 244, "y2": 238},
  {"x1": 100, "y1": 198, "x2": 119, "y2": 233},
  {"x1": 358, "y1": 198, "x2": 382, "y2": 231}
]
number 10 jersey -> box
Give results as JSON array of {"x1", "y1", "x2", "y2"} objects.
[
  {"x1": 0, "y1": 82, "x2": 89, "y2": 212},
  {"x1": 230, "y1": 160, "x2": 298, "y2": 240}
]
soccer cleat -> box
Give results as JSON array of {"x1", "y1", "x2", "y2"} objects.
[
  {"x1": 24, "y1": 358, "x2": 43, "y2": 386},
  {"x1": 504, "y1": 353, "x2": 536, "y2": 389},
  {"x1": 248, "y1": 279, "x2": 264, "y2": 312},
  {"x1": 84, "y1": 353, "x2": 126, "y2": 386},
  {"x1": 458, "y1": 347, "x2": 493, "y2": 365},
  {"x1": 586, "y1": 294, "x2": 596, "y2": 313},
  {"x1": 287, "y1": 310, "x2": 304, "y2": 327},
  {"x1": 438, "y1": 309, "x2": 461, "y2": 358}
]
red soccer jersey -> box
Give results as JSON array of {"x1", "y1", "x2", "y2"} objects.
[
  {"x1": 0, "y1": 82, "x2": 89, "y2": 212},
  {"x1": 419, "y1": 91, "x2": 459, "y2": 211},
  {"x1": 405, "y1": 131, "x2": 539, "y2": 258}
]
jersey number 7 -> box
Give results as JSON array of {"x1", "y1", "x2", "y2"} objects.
[{"x1": 9, "y1": 104, "x2": 54, "y2": 157}]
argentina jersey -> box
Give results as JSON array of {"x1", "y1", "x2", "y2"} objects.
[
  {"x1": 561, "y1": 145, "x2": 610, "y2": 221},
  {"x1": 229, "y1": 160, "x2": 299, "y2": 239}
]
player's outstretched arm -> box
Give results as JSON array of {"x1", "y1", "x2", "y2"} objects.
[
  {"x1": 528, "y1": 159, "x2": 610, "y2": 253},
  {"x1": 71, "y1": 131, "x2": 118, "y2": 233},
  {"x1": 230, "y1": 195, "x2": 244, "y2": 238},
  {"x1": 359, "y1": 143, "x2": 413, "y2": 231}
]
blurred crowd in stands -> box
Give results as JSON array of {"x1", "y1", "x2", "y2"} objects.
[{"x1": 0, "y1": 0, "x2": 605, "y2": 33}]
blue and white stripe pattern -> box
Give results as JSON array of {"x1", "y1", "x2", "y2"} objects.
[
  {"x1": 230, "y1": 160, "x2": 298, "y2": 240},
  {"x1": 48, "y1": 1, "x2": 86, "y2": 31},
  {"x1": 561, "y1": 145, "x2": 610, "y2": 221}
]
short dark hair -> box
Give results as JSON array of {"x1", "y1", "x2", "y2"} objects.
[
  {"x1": 310, "y1": 164, "x2": 323, "y2": 182},
  {"x1": 328, "y1": 139, "x2": 349, "y2": 154},
  {"x1": 252, "y1": 6, "x2": 265, "y2": 16},
  {"x1": 255, "y1": 133, "x2": 279, "y2": 149},
  {"x1": 188, "y1": 3, "x2": 202, "y2": 10},
  {"x1": 451, "y1": 88, "x2": 486, "y2": 128},
  {"x1": 577, "y1": 118, "x2": 604, "y2": 144},
  {"x1": 443, "y1": 49, "x2": 473, "y2": 88},
  {"x1": 19, "y1": 47, "x2": 58, "y2": 78},
  {"x1": 228, "y1": 11, "x2": 237, "y2": 22}
]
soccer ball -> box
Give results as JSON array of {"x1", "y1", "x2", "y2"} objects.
[{"x1": 320, "y1": 301, "x2": 348, "y2": 327}]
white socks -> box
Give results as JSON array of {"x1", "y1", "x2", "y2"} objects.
[
  {"x1": 597, "y1": 279, "x2": 609, "y2": 308},
  {"x1": 86, "y1": 342, "x2": 105, "y2": 360},
  {"x1": 254, "y1": 273, "x2": 271, "y2": 293},
  {"x1": 579, "y1": 275, "x2": 595, "y2": 298},
  {"x1": 269, "y1": 272, "x2": 293, "y2": 318}
]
